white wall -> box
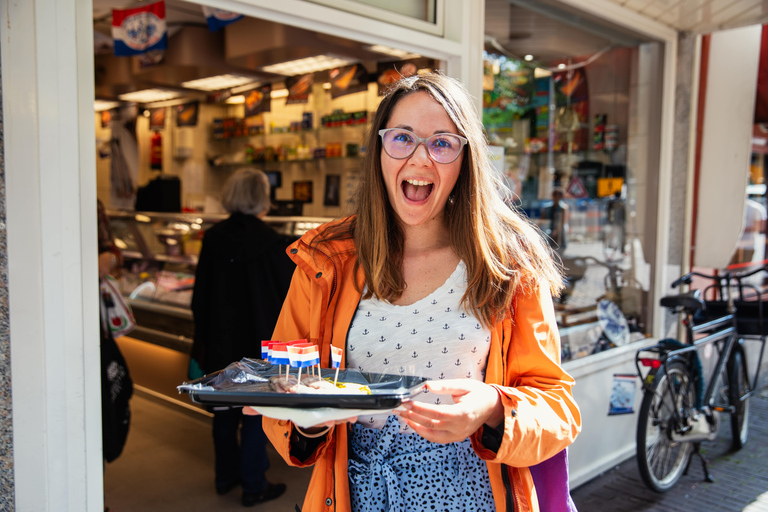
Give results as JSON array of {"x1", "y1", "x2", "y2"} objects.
[{"x1": 694, "y1": 25, "x2": 762, "y2": 268}]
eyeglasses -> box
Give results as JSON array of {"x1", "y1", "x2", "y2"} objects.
[{"x1": 379, "y1": 128, "x2": 468, "y2": 164}]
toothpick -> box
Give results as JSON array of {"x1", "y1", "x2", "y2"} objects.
[{"x1": 333, "y1": 366, "x2": 340, "y2": 387}]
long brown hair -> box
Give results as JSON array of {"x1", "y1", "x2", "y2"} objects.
[{"x1": 315, "y1": 72, "x2": 563, "y2": 327}]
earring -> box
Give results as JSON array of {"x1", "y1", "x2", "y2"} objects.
[{"x1": 448, "y1": 194, "x2": 456, "y2": 205}]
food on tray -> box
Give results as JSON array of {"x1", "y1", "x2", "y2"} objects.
[{"x1": 269, "y1": 374, "x2": 370, "y2": 395}]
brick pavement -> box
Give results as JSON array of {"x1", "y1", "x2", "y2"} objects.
[{"x1": 571, "y1": 390, "x2": 768, "y2": 512}]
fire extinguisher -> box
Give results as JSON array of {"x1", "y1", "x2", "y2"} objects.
[{"x1": 150, "y1": 131, "x2": 162, "y2": 171}]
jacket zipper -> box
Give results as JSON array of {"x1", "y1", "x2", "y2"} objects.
[{"x1": 502, "y1": 464, "x2": 515, "y2": 511}]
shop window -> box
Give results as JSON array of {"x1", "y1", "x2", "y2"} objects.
[
  {"x1": 305, "y1": 0, "x2": 441, "y2": 34},
  {"x1": 729, "y1": 151, "x2": 768, "y2": 270},
  {"x1": 483, "y1": 45, "x2": 658, "y2": 361}
]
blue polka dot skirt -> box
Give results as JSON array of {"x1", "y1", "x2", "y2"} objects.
[{"x1": 348, "y1": 415, "x2": 496, "y2": 512}]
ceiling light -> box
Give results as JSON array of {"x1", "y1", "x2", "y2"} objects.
[
  {"x1": 225, "y1": 95, "x2": 245, "y2": 104},
  {"x1": 557, "y1": 63, "x2": 566, "y2": 69},
  {"x1": 94, "y1": 100, "x2": 121, "y2": 112},
  {"x1": 181, "y1": 74, "x2": 258, "y2": 91},
  {"x1": 368, "y1": 45, "x2": 418, "y2": 59},
  {"x1": 322, "y1": 82, "x2": 331, "y2": 90},
  {"x1": 271, "y1": 89, "x2": 289, "y2": 98},
  {"x1": 261, "y1": 55, "x2": 355, "y2": 76},
  {"x1": 534, "y1": 68, "x2": 552, "y2": 78},
  {"x1": 119, "y1": 89, "x2": 182, "y2": 103},
  {"x1": 524, "y1": 54, "x2": 534, "y2": 62}
]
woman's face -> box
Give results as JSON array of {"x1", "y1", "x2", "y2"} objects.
[{"x1": 381, "y1": 91, "x2": 463, "y2": 230}]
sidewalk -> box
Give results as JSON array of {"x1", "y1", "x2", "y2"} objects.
[{"x1": 570, "y1": 390, "x2": 768, "y2": 511}]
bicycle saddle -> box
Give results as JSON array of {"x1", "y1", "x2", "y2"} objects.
[{"x1": 659, "y1": 289, "x2": 705, "y2": 313}]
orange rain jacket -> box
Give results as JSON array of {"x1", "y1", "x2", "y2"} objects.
[{"x1": 263, "y1": 219, "x2": 582, "y2": 512}]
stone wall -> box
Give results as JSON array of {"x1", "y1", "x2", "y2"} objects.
[{"x1": 0, "y1": 48, "x2": 14, "y2": 512}]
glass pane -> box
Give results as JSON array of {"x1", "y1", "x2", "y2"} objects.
[
  {"x1": 305, "y1": 0, "x2": 436, "y2": 24},
  {"x1": 483, "y1": 46, "x2": 657, "y2": 361}
]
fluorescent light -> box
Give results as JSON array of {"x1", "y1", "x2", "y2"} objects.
[
  {"x1": 524, "y1": 54, "x2": 534, "y2": 62},
  {"x1": 94, "y1": 100, "x2": 121, "y2": 112},
  {"x1": 181, "y1": 74, "x2": 258, "y2": 91},
  {"x1": 119, "y1": 89, "x2": 182, "y2": 103},
  {"x1": 261, "y1": 55, "x2": 355, "y2": 76},
  {"x1": 225, "y1": 95, "x2": 245, "y2": 104},
  {"x1": 534, "y1": 68, "x2": 552, "y2": 78},
  {"x1": 270, "y1": 89, "x2": 289, "y2": 98},
  {"x1": 368, "y1": 44, "x2": 418, "y2": 59}
]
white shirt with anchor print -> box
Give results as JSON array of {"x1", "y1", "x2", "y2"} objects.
[{"x1": 346, "y1": 260, "x2": 493, "y2": 433}]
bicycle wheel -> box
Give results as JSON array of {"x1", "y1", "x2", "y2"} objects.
[
  {"x1": 636, "y1": 360, "x2": 695, "y2": 492},
  {"x1": 727, "y1": 347, "x2": 750, "y2": 449}
]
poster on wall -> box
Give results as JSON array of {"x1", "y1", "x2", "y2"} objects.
[
  {"x1": 149, "y1": 107, "x2": 165, "y2": 130},
  {"x1": 176, "y1": 101, "x2": 199, "y2": 127},
  {"x1": 377, "y1": 58, "x2": 433, "y2": 96},
  {"x1": 293, "y1": 180, "x2": 313, "y2": 203},
  {"x1": 324, "y1": 174, "x2": 341, "y2": 206},
  {"x1": 608, "y1": 374, "x2": 636, "y2": 415},
  {"x1": 285, "y1": 74, "x2": 314, "y2": 104},
  {"x1": 244, "y1": 85, "x2": 271, "y2": 117},
  {"x1": 330, "y1": 64, "x2": 368, "y2": 99}
]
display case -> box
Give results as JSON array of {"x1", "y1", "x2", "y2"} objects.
[{"x1": 107, "y1": 210, "x2": 331, "y2": 354}]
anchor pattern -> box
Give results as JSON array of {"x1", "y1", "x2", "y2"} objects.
[{"x1": 347, "y1": 261, "x2": 492, "y2": 432}]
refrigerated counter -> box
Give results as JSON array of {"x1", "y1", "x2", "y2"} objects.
[{"x1": 106, "y1": 210, "x2": 331, "y2": 409}]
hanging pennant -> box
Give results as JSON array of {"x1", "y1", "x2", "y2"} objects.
[
  {"x1": 111, "y1": 1, "x2": 167, "y2": 57},
  {"x1": 201, "y1": 7, "x2": 243, "y2": 32}
]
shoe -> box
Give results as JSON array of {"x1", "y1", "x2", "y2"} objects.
[
  {"x1": 241, "y1": 483, "x2": 287, "y2": 507},
  {"x1": 216, "y1": 481, "x2": 238, "y2": 495}
]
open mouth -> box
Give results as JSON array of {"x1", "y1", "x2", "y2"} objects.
[{"x1": 402, "y1": 178, "x2": 434, "y2": 202}]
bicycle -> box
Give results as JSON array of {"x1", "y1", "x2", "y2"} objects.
[{"x1": 634, "y1": 267, "x2": 766, "y2": 492}]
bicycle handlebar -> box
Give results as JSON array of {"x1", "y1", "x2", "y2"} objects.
[
  {"x1": 670, "y1": 271, "x2": 728, "y2": 289},
  {"x1": 670, "y1": 265, "x2": 768, "y2": 290}
]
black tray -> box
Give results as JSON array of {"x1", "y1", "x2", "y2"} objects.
[{"x1": 179, "y1": 364, "x2": 427, "y2": 409}]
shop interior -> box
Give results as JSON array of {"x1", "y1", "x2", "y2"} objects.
[{"x1": 94, "y1": 1, "x2": 668, "y2": 509}]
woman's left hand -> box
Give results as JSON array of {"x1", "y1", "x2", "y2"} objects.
[{"x1": 397, "y1": 379, "x2": 504, "y2": 444}]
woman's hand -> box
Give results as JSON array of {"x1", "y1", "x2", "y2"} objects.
[{"x1": 397, "y1": 379, "x2": 504, "y2": 444}]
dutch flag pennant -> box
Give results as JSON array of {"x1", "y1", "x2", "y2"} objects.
[
  {"x1": 331, "y1": 346, "x2": 343, "y2": 369},
  {"x1": 111, "y1": 1, "x2": 167, "y2": 57},
  {"x1": 288, "y1": 343, "x2": 316, "y2": 369},
  {"x1": 201, "y1": 7, "x2": 243, "y2": 32},
  {"x1": 331, "y1": 346, "x2": 343, "y2": 386},
  {"x1": 261, "y1": 340, "x2": 273, "y2": 360},
  {"x1": 270, "y1": 342, "x2": 291, "y2": 366}
]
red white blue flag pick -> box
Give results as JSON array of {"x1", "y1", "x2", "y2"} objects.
[
  {"x1": 112, "y1": 1, "x2": 167, "y2": 57},
  {"x1": 331, "y1": 346, "x2": 342, "y2": 369},
  {"x1": 331, "y1": 346, "x2": 343, "y2": 386},
  {"x1": 201, "y1": 7, "x2": 243, "y2": 32}
]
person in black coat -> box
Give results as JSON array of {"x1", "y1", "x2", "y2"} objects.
[{"x1": 190, "y1": 168, "x2": 295, "y2": 507}]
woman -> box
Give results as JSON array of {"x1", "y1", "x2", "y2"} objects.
[
  {"x1": 258, "y1": 73, "x2": 581, "y2": 511},
  {"x1": 191, "y1": 168, "x2": 293, "y2": 506}
]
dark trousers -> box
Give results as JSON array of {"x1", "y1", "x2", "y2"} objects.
[{"x1": 212, "y1": 407, "x2": 269, "y2": 494}]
